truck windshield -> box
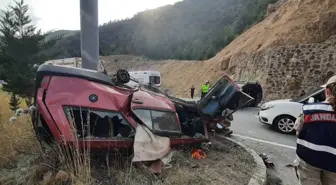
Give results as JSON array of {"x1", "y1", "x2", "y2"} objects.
[{"x1": 149, "y1": 76, "x2": 160, "y2": 84}]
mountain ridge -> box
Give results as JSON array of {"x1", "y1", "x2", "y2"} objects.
[{"x1": 48, "y1": 0, "x2": 278, "y2": 60}]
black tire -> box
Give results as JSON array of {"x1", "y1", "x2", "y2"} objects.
[
  {"x1": 273, "y1": 115, "x2": 296, "y2": 134},
  {"x1": 116, "y1": 69, "x2": 130, "y2": 84}
]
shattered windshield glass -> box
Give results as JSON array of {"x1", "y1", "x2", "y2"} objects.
[{"x1": 133, "y1": 109, "x2": 181, "y2": 134}]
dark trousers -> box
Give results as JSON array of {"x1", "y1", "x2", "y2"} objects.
[
  {"x1": 191, "y1": 89, "x2": 195, "y2": 99},
  {"x1": 201, "y1": 92, "x2": 207, "y2": 99}
]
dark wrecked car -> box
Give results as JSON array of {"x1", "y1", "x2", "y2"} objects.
[
  {"x1": 31, "y1": 64, "x2": 253, "y2": 150},
  {"x1": 235, "y1": 81, "x2": 263, "y2": 107}
]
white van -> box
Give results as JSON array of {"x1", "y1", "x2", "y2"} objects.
[{"x1": 127, "y1": 71, "x2": 161, "y2": 88}]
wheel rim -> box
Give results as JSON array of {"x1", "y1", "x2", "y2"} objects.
[{"x1": 277, "y1": 118, "x2": 295, "y2": 132}]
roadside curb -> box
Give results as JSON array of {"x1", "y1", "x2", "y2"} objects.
[{"x1": 216, "y1": 135, "x2": 267, "y2": 185}]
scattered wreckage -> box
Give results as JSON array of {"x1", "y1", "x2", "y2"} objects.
[{"x1": 28, "y1": 64, "x2": 253, "y2": 151}]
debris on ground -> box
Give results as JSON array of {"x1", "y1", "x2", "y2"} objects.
[
  {"x1": 285, "y1": 159, "x2": 299, "y2": 179},
  {"x1": 260, "y1": 153, "x2": 275, "y2": 168},
  {"x1": 191, "y1": 149, "x2": 207, "y2": 159},
  {"x1": 161, "y1": 150, "x2": 176, "y2": 169}
]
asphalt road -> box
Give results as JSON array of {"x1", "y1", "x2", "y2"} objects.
[
  {"x1": 182, "y1": 98, "x2": 299, "y2": 185},
  {"x1": 231, "y1": 107, "x2": 299, "y2": 185}
]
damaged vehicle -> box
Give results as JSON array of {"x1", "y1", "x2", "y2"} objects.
[
  {"x1": 31, "y1": 64, "x2": 253, "y2": 150},
  {"x1": 236, "y1": 81, "x2": 263, "y2": 107}
]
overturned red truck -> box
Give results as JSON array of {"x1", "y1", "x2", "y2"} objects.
[{"x1": 31, "y1": 64, "x2": 252, "y2": 150}]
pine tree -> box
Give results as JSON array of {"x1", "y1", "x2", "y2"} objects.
[
  {"x1": 0, "y1": 0, "x2": 57, "y2": 106},
  {"x1": 9, "y1": 93, "x2": 21, "y2": 111}
]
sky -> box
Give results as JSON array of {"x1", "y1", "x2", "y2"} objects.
[{"x1": 0, "y1": 0, "x2": 182, "y2": 32}]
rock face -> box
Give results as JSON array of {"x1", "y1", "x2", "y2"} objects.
[{"x1": 229, "y1": 36, "x2": 336, "y2": 101}]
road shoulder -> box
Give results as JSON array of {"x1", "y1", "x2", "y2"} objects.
[{"x1": 216, "y1": 135, "x2": 267, "y2": 185}]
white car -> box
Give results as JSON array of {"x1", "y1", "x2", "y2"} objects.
[{"x1": 257, "y1": 85, "x2": 326, "y2": 134}]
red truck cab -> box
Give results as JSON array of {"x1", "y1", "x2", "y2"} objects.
[{"x1": 32, "y1": 64, "x2": 251, "y2": 150}]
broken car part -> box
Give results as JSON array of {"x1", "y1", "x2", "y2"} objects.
[{"x1": 259, "y1": 153, "x2": 275, "y2": 168}]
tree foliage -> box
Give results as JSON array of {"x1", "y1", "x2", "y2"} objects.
[
  {"x1": 9, "y1": 93, "x2": 21, "y2": 111},
  {"x1": 0, "y1": 0, "x2": 57, "y2": 102},
  {"x1": 50, "y1": 0, "x2": 278, "y2": 60}
]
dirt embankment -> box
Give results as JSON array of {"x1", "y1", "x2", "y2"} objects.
[
  {"x1": 103, "y1": 0, "x2": 336, "y2": 98},
  {"x1": 102, "y1": 56, "x2": 225, "y2": 97}
]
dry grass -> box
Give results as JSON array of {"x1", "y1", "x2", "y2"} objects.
[
  {"x1": 0, "y1": 90, "x2": 95, "y2": 185},
  {"x1": 0, "y1": 90, "x2": 255, "y2": 185},
  {"x1": 0, "y1": 91, "x2": 39, "y2": 169},
  {"x1": 101, "y1": 139, "x2": 255, "y2": 185}
]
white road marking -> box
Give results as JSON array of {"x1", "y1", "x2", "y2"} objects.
[
  {"x1": 247, "y1": 130, "x2": 257, "y2": 134},
  {"x1": 232, "y1": 134, "x2": 296, "y2": 150}
]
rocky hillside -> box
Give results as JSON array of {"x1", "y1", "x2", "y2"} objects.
[
  {"x1": 103, "y1": 0, "x2": 336, "y2": 100},
  {"x1": 212, "y1": 0, "x2": 336, "y2": 62}
]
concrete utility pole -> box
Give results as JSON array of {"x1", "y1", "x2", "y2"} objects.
[{"x1": 80, "y1": 0, "x2": 99, "y2": 70}]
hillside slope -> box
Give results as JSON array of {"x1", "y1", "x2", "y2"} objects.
[
  {"x1": 51, "y1": 0, "x2": 278, "y2": 60},
  {"x1": 103, "y1": 0, "x2": 336, "y2": 98},
  {"x1": 212, "y1": 0, "x2": 336, "y2": 62}
]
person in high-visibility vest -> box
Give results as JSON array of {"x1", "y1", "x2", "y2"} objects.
[{"x1": 201, "y1": 80, "x2": 211, "y2": 99}]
